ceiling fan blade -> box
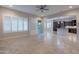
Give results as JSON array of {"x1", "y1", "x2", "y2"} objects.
[
  {"x1": 42, "y1": 5, "x2": 47, "y2": 8},
  {"x1": 36, "y1": 5, "x2": 47, "y2": 9},
  {"x1": 36, "y1": 5, "x2": 49, "y2": 12}
]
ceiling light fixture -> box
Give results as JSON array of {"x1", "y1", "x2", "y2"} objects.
[{"x1": 69, "y1": 6, "x2": 72, "y2": 8}]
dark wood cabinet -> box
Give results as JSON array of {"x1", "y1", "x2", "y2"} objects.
[
  {"x1": 69, "y1": 28, "x2": 77, "y2": 34},
  {"x1": 53, "y1": 22, "x2": 58, "y2": 31},
  {"x1": 53, "y1": 20, "x2": 77, "y2": 34}
]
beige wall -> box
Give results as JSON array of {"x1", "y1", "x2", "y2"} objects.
[
  {"x1": 47, "y1": 8, "x2": 79, "y2": 40},
  {"x1": 0, "y1": 6, "x2": 37, "y2": 39}
]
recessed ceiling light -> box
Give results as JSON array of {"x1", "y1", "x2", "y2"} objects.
[
  {"x1": 9, "y1": 5, "x2": 13, "y2": 7},
  {"x1": 69, "y1": 6, "x2": 72, "y2": 8}
]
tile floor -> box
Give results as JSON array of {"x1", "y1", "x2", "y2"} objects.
[{"x1": 0, "y1": 28, "x2": 77, "y2": 54}]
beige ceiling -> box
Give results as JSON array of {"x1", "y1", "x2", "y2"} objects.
[{"x1": 1, "y1": 5, "x2": 79, "y2": 16}]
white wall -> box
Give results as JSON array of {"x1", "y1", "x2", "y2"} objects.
[{"x1": 0, "y1": 6, "x2": 37, "y2": 39}]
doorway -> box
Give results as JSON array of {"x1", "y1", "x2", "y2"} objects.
[{"x1": 36, "y1": 20, "x2": 43, "y2": 34}]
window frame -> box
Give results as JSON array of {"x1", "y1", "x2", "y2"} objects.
[{"x1": 2, "y1": 16, "x2": 29, "y2": 33}]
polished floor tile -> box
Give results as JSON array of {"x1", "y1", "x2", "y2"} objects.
[{"x1": 0, "y1": 28, "x2": 77, "y2": 54}]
